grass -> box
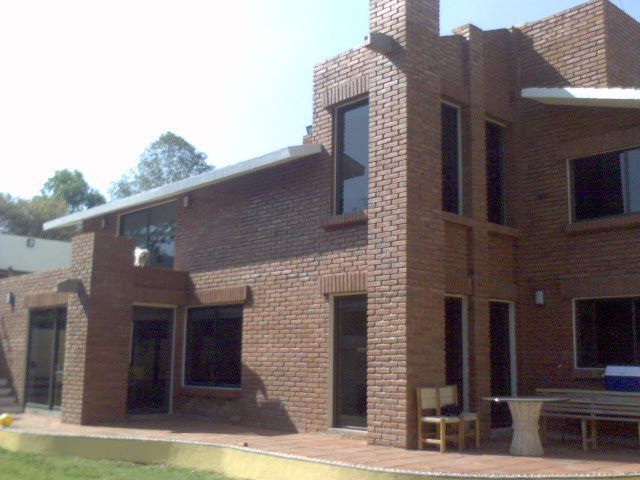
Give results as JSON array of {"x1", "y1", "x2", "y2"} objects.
[{"x1": 0, "y1": 448, "x2": 235, "y2": 480}]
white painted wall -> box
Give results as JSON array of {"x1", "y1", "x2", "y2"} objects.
[{"x1": 0, "y1": 234, "x2": 71, "y2": 273}]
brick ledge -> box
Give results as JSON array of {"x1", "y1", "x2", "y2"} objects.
[
  {"x1": 566, "y1": 213, "x2": 640, "y2": 235},
  {"x1": 319, "y1": 211, "x2": 368, "y2": 230}
]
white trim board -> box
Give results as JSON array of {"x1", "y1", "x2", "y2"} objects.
[
  {"x1": 522, "y1": 87, "x2": 640, "y2": 109},
  {"x1": 44, "y1": 144, "x2": 322, "y2": 231}
]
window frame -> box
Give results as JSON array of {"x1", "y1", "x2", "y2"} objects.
[
  {"x1": 333, "y1": 97, "x2": 370, "y2": 215},
  {"x1": 572, "y1": 295, "x2": 640, "y2": 370},
  {"x1": 568, "y1": 145, "x2": 640, "y2": 223},
  {"x1": 441, "y1": 100, "x2": 463, "y2": 215},
  {"x1": 485, "y1": 118, "x2": 507, "y2": 225},
  {"x1": 117, "y1": 199, "x2": 179, "y2": 268},
  {"x1": 182, "y1": 304, "x2": 243, "y2": 390}
]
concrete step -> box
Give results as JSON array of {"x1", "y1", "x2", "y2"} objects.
[
  {"x1": 0, "y1": 406, "x2": 22, "y2": 414},
  {"x1": 0, "y1": 397, "x2": 17, "y2": 406},
  {"x1": 0, "y1": 387, "x2": 14, "y2": 397}
]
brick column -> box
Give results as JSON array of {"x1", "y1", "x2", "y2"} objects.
[
  {"x1": 62, "y1": 232, "x2": 136, "y2": 424},
  {"x1": 367, "y1": 0, "x2": 444, "y2": 449},
  {"x1": 456, "y1": 25, "x2": 492, "y2": 431}
]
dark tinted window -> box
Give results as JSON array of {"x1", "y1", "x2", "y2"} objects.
[
  {"x1": 336, "y1": 101, "x2": 369, "y2": 214},
  {"x1": 120, "y1": 201, "x2": 178, "y2": 268},
  {"x1": 185, "y1": 306, "x2": 243, "y2": 388},
  {"x1": 572, "y1": 152, "x2": 624, "y2": 220},
  {"x1": 442, "y1": 103, "x2": 460, "y2": 213},
  {"x1": 575, "y1": 297, "x2": 640, "y2": 368},
  {"x1": 486, "y1": 121, "x2": 505, "y2": 224},
  {"x1": 571, "y1": 147, "x2": 640, "y2": 221}
]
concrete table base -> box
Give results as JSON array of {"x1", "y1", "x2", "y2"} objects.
[{"x1": 507, "y1": 400, "x2": 544, "y2": 457}]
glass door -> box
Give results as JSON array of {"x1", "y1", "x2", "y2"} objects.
[
  {"x1": 490, "y1": 301, "x2": 513, "y2": 428},
  {"x1": 25, "y1": 308, "x2": 66, "y2": 409},
  {"x1": 334, "y1": 295, "x2": 367, "y2": 429},
  {"x1": 127, "y1": 307, "x2": 173, "y2": 414},
  {"x1": 445, "y1": 296, "x2": 465, "y2": 408}
]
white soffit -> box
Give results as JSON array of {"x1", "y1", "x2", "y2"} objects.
[
  {"x1": 44, "y1": 144, "x2": 322, "y2": 231},
  {"x1": 521, "y1": 87, "x2": 640, "y2": 108}
]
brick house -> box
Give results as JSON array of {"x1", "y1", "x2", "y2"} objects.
[{"x1": 0, "y1": 0, "x2": 639, "y2": 450}]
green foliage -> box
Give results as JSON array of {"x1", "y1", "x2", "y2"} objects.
[
  {"x1": 0, "y1": 169, "x2": 103, "y2": 240},
  {"x1": 42, "y1": 169, "x2": 105, "y2": 212},
  {"x1": 0, "y1": 448, "x2": 230, "y2": 479},
  {"x1": 0, "y1": 193, "x2": 74, "y2": 240},
  {"x1": 110, "y1": 132, "x2": 212, "y2": 199}
]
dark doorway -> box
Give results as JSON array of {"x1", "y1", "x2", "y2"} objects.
[
  {"x1": 127, "y1": 307, "x2": 173, "y2": 414},
  {"x1": 25, "y1": 308, "x2": 66, "y2": 409},
  {"x1": 334, "y1": 295, "x2": 367, "y2": 429},
  {"x1": 490, "y1": 301, "x2": 513, "y2": 428},
  {"x1": 445, "y1": 296, "x2": 465, "y2": 408}
]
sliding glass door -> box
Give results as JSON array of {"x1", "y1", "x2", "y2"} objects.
[{"x1": 25, "y1": 308, "x2": 66, "y2": 409}]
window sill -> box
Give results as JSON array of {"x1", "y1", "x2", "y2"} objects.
[
  {"x1": 566, "y1": 213, "x2": 640, "y2": 235},
  {"x1": 180, "y1": 386, "x2": 242, "y2": 399},
  {"x1": 572, "y1": 368, "x2": 605, "y2": 380},
  {"x1": 319, "y1": 210, "x2": 368, "y2": 230},
  {"x1": 487, "y1": 222, "x2": 521, "y2": 238},
  {"x1": 441, "y1": 211, "x2": 473, "y2": 228}
]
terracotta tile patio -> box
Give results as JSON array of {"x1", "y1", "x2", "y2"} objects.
[{"x1": 6, "y1": 413, "x2": 640, "y2": 477}]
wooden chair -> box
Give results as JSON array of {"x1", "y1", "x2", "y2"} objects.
[{"x1": 416, "y1": 385, "x2": 480, "y2": 453}]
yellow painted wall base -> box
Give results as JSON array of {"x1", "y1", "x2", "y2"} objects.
[
  {"x1": 0, "y1": 429, "x2": 438, "y2": 480},
  {"x1": 0, "y1": 429, "x2": 637, "y2": 480}
]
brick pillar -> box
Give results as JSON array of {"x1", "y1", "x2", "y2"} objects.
[
  {"x1": 456, "y1": 24, "x2": 492, "y2": 431},
  {"x1": 62, "y1": 232, "x2": 136, "y2": 424},
  {"x1": 367, "y1": 0, "x2": 444, "y2": 449}
]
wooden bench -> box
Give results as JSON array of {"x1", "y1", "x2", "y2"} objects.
[{"x1": 537, "y1": 388, "x2": 640, "y2": 451}]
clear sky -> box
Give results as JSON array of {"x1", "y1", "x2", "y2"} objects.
[{"x1": 0, "y1": 0, "x2": 637, "y2": 199}]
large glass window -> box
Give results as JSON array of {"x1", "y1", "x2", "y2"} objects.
[
  {"x1": 119, "y1": 201, "x2": 178, "y2": 268},
  {"x1": 184, "y1": 305, "x2": 242, "y2": 388},
  {"x1": 442, "y1": 103, "x2": 461, "y2": 213},
  {"x1": 571, "y1": 147, "x2": 640, "y2": 221},
  {"x1": 336, "y1": 100, "x2": 369, "y2": 214},
  {"x1": 575, "y1": 297, "x2": 640, "y2": 368},
  {"x1": 486, "y1": 121, "x2": 505, "y2": 225}
]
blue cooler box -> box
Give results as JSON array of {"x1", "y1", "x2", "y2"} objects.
[{"x1": 604, "y1": 366, "x2": 640, "y2": 392}]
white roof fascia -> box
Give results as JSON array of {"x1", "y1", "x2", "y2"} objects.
[
  {"x1": 522, "y1": 87, "x2": 640, "y2": 108},
  {"x1": 44, "y1": 144, "x2": 322, "y2": 231}
]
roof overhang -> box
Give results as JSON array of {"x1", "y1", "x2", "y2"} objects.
[
  {"x1": 521, "y1": 87, "x2": 640, "y2": 108},
  {"x1": 44, "y1": 144, "x2": 322, "y2": 231}
]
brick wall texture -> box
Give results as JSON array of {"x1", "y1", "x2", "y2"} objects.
[{"x1": 0, "y1": 0, "x2": 639, "y2": 450}]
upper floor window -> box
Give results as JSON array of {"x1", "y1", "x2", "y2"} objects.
[
  {"x1": 184, "y1": 305, "x2": 243, "y2": 388},
  {"x1": 571, "y1": 146, "x2": 640, "y2": 221},
  {"x1": 336, "y1": 100, "x2": 369, "y2": 214},
  {"x1": 486, "y1": 121, "x2": 505, "y2": 225},
  {"x1": 119, "y1": 201, "x2": 178, "y2": 268},
  {"x1": 442, "y1": 103, "x2": 461, "y2": 214},
  {"x1": 575, "y1": 297, "x2": 640, "y2": 368}
]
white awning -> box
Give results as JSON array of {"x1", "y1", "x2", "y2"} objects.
[
  {"x1": 44, "y1": 144, "x2": 322, "y2": 230},
  {"x1": 521, "y1": 87, "x2": 640, "y2": 108}
]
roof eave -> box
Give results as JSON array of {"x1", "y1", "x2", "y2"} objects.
[
  {"x1": 522, "y1": 87, "x2": 640, "y2": 109},
  {"x1": 43, "y1": 144, "x2": 322, "y2": 231}
]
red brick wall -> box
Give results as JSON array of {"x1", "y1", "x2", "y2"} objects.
[
  {"x1": 515, "y1": 0, "x2": 609, "y2": 88},
  {"x1": 3, "y1": 0, "x2": 638, "y2": 450},
  {"x1": 604, "y1": 1, "x2": 640, "y2": 87}
]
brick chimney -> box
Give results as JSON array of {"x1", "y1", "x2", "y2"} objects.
[{"x1": 366, "y1": 0, "x2": 445, "y2": 449}]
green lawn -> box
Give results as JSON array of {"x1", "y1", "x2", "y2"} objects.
[{"x1": 0, "y1": 448, "x2": 235, "y2": 480}]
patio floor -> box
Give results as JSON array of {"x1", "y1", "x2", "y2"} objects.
[{"x1": 3, "y1": 413, "x2": 640, "y2": 479}]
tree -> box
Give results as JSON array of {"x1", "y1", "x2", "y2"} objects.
[
  {"x1": 0, "y1": 193, "x2": 74, "y2": 240},
  {"x1": 110, "y1": 132, "x2": 212, "y2": 199},
  {"x1": 42, "y1": 169, "x2": 106, "y2": 212}
]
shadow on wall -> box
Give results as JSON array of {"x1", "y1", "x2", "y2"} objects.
[
  {"x1": 512, "y1": 28, "x2": 574, "y2": 89},
  {"x1": 172, "y1": 363, "x2": 298, "y2": 435}
]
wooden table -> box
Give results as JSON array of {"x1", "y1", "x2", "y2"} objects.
[{"x1": 483, "y1": 396, "x2": 566, "y2": 457}]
